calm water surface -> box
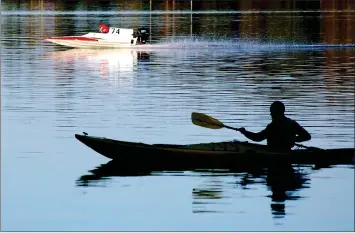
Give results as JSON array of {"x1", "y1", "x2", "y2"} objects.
[{"x1": 1, "y1": 5, "x2": 354, "y2": 231}]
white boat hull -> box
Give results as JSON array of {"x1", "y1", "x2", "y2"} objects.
[
  {"x1": 45, "y1": 27, "x2": 150, "y2": 48},
  {"x1": 45, "y1": 38, "x2": 145, "y2": 48}
]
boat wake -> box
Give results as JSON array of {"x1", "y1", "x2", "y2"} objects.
[{"x1": 139, "y1": 38, "x2": 355, "y2": 51}]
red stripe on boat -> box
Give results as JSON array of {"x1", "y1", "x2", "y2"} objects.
[{"x1": 46, "y1": 36, "x2": 98, "y2": 41}]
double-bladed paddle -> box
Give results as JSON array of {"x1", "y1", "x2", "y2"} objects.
[{"x1": 191, "y1": 112, "x2": 320, "y2": 150}]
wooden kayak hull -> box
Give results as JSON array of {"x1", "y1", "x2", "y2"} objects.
[{"x1": 75, "y1": 133, "x2": 355, "y2": 168}]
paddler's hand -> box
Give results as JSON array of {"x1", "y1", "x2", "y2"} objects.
[{"x1": 238, "y1": 127, "x2": 247, "y2": 134}]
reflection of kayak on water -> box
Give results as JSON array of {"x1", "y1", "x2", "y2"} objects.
[
  {"x1": 76, "y1": 160, "x2": 153, "y2": 187},
  {"x1": 76, "y1": 157, "x2": 310, "y2": 220}
]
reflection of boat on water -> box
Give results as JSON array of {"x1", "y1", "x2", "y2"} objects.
[
  {"x1": 45, "y1": 48, "x2": 150, "y2": 65},
  {"x1": 45, "y1": 48, "x2": 150, "y2": 81}
]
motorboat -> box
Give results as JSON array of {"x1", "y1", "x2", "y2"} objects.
[{"x1": 45, "y1": 24, "x2": 150, "y2": 48}]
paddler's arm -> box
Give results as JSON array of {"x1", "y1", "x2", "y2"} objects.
[
  {"x1": 294, "y1": 122, "x2": 311, "y2": 142},
  {"x1": 238, "y1": 127, "x2": 267, "y2": 142}
]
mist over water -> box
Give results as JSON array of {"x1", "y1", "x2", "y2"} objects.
[{"x1": 141, "y1": 37, "x2": 355, "y2": 50}]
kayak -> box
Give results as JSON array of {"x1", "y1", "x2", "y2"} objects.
[{"x1": 75, "y1": 133, "x2": 354, "y2": 168}]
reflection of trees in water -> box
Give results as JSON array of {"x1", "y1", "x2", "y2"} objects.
[
  {"x1": 215, "y1": 50, "x2": 354, "y2": 106},
  {"x1": 323, "y1": 49, "x2": 355, "y2": 106}
]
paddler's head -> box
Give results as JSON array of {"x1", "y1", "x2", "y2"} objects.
[{"x1": 270, "y1": 101, "x2": 285, "y2": 120}]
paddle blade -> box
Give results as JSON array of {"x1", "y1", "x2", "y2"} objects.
[{"x1": 191, "y1": 112, "x2": 225, "y2": 129}]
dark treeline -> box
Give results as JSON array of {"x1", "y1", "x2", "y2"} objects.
[{"x1": 2, "y1": 0, "x2": 354, "y2": 11}]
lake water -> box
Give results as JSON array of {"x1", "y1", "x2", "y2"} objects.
[{"x1": 1, "y1": 1, "x2": 354, "y2": 231}]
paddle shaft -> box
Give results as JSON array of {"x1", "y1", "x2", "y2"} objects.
[
  {"x1": 225, "y1": 124, "x2": 316, "y2": 150},
  {"x1": 224, "y1": 125, "x2": 240, "y2": 131},
  {"x1": 228, "y1": 127, "x2": 317, "y2": 150},
  {"x1": 226, "y1": 126, "x2": 311, "y2": 149}
]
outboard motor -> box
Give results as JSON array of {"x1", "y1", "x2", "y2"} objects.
[{"x1": 134, "y1": 28, "x2": 150, "y2": 44}]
